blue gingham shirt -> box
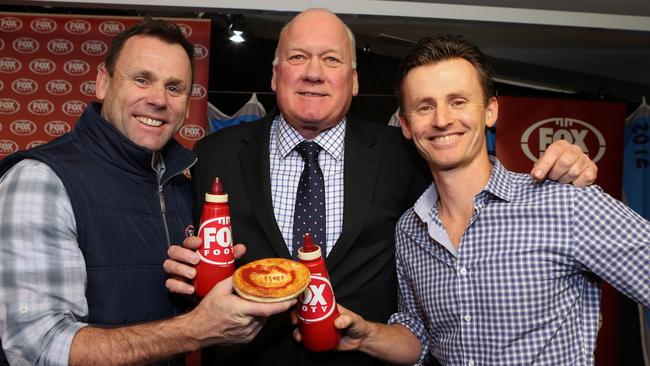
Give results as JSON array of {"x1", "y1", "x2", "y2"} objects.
[
  {"x1": 389, "y1": 157, "x2": 650, "y2": 366},
  {"x1": 269, "y1": 114, "x2": 345, "y2": 255}
]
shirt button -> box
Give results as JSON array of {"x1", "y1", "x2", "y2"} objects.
[
  {"x1": 20, "y1": 306, "x2": 27, "y2": 314},
  {"x1": 459, "y1": 267, "x2": 467, "y2": 275},
  {"x1": 468, "y1": 360, "x2": 475, "y2": 366},
  {"x1": 464, "y1": 314, "x2": 471, "y2": 322}
]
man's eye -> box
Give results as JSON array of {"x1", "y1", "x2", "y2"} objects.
[
  {"x1": 132, "y1": 77, "x2": 149, "y2": 86},
  {"x1": 418, "y1": 105, "x2": 434, "y2": 113},
  {"x1": 451, "y1": 100, "x2": 467, "y2": 108},
  {"x1": 288, "y1": 55, "x2": 305, "y2": 63},
  {"x1": 167, "y1": 86, "x2": 182, "y2": 96},
  {"x1": 324, "y1": 56, "x2": 341, "y2": 66}
]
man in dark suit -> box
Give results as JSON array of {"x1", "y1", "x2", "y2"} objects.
[{"x1": 164, "y1": 8, "x2": 597, "y2": 365}]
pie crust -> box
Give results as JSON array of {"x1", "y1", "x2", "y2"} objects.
[{"x1": 233, "y1": 258, "x2": 310, "y2": 303}]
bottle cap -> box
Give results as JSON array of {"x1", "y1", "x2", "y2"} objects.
[
  {"x1": 205, "y1": 177, "x2": 228, "y2": 203},
  {"x1": 297, "y1": 233, "x2": 322, "y2": 261}
]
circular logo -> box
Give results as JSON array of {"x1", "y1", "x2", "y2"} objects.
[
  {"x1": 180, "y1": 124, "x2": 205, "y2": 140},
  {"x1": 64, "y1": 19, "x2": 91, "y2": 34},
  {"x1": 191, "y1": 84, "x2": 207, "y2": 99},
  {"x1": 28, "y1": 99, "x2": 54, "y2": 115},
  {"x1": 81, "y1": 40, "x2": 108, "y2": 56},
  {"x1": 11, "y1": 78, "x2": 38, "y2": 95},
  {"x1": 0, "y1": 98, "x2": 20, "y2": 114},
  {"x1": 0, "y1": 57, "x2": 22, "y2": 73},
  {"x1": 13, "y1": 37, "x2": 39, "y2": 53},
  {"x1": 62, "y1": 100, "x2": 87, "y2": 116},
  {"x1": 10, "y1": 119, "x2": 37, "y2": 136},
  {"x1": 63, "y1": 59, "x2": 90, "y2": 76},
  {"x1": 98, "y1": 20, "x2": 125, "y2": 36},
  {"x1": 177, "y1": 23, "x2": 192, "y2": 38},
  {"x1": 193, "y1": 44, "x2": 209, "y2": 60},
  {"x1": 0, "y1": 140, "x2": 19, "y2": 155},
  {"x1": 30, "y1": 18, "x2": 57, "y2": 33},
  {"x1": 45, "y1": 79, "x2": 73, "y2": 96},
  {"x1": 297, "y1": 276, "x2": 337, "y2": 323},
  {"x1": 47, "y1": 38, "x2": 74, "y2": 55},
  {"x1": 80, "y1": 80, "x2": 96, "y2": 96},
  {"x1": 520, "y1": 117, "x2": 607, "y2": 164},
  {"x1": 0, "y1": 17, "x2": 23, "y2": 32},
  {"x1": 29, "y1": 58, "x2": 56, "y2": 75},
  {"x1": 45, "y1": 120, "x2": 72, "y2": 137}
]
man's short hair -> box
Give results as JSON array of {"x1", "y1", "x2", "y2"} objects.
[
  {"x1": 104, "y1": 17, "x2": 195, "y2": 86},
  {"x1": 396, "y1": 35, "x2": 495, "y2": 114}
]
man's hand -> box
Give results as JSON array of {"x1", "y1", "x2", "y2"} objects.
[
  {"x1": 292, "y1": 305, "x2": 421, "y2": 363},
  {"x1": 292, "y1": 304, "x2": 371, "y2": 351},
  {"x1": 163, "y1": 236, "x2": 246, "y2": 295},
  {"x1": 190, "y1": 276, "x2": 295, "y2": 347},
  {"x1": 531, "y1": 139, "x2": 597, "y2": 187}
]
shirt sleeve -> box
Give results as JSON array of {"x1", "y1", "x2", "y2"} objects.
[
  {"x1": 573, "y1": 185, "x2": 650, "y2": 307},
  {"x1": 0, "y1": 159, "x2": 89, "y2": 366},
  {"x1": 388, "y1": 221, "x2": 431, "y2": 366}
]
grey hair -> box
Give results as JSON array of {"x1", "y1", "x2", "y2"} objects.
[{"x1": 271, "y1": 11, "x2": 357, "y2": 69}]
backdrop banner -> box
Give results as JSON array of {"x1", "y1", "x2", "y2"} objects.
[
  {"x1": 0, "y1": 12, "x2": 210, "y2": 157},
  {"x1": 623, "y1": 98, "x2": 650, "y2": 366},
  {"x1": 495, "y1": 95, "x2": 626, "y2": 366}
]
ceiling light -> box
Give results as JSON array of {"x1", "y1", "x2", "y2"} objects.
[{"x1": 228, "y1": 14, "x2": 246, "y2": 43}]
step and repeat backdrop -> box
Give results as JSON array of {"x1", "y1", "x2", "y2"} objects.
[{"x1": 0, "y1": 12, "x2": 210, "y2": 157}]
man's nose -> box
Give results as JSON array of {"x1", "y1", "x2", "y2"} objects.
[
  {"x1": 432, "y1": 106, "x2": 454, "y2": 128},
  {"x1": 147, "y1": 84, "x2": 167, "y2": 108},
  {"x1": 303, "y1": 57, "x2": 325, "y2": 82}
]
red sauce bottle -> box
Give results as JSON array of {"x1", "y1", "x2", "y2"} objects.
[
  {"x1": 193, "y1": 177, "x2": 235, "y2": 297},
  {"x1": 297, "y1": 233, "x2": 341, "y2": 351}
]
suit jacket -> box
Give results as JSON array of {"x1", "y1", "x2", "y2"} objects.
[{"x1": 192, "y1": 113, "x2": 429, "y2": 365}]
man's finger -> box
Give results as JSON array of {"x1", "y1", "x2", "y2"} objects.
[
  {"x1": 182, "y1": 235, "x2": 202, "y2": 249},
  {"x1": 165, "y1": 277, "x2": 195, "y2": 295},
  {"x1": 233, "y1": 243, "x2": 246, "y2": 259},
  {"x1": 163, "y1": 258, "x2": 197, "y2": 279},
  {"x1": 167, "y1": 245, "x2": 199, "y2": 265}
]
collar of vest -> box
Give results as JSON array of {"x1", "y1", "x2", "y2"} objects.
[{"x1": 73, "y1": 102, "x2": 196, "y2": 181}]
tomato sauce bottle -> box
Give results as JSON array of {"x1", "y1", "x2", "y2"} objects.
[
  {"x1": 193, "y1": 177, "x2": 235, "y2": 297},
  {"x1": 297, "y1": 233, "x2": 341, "y2": 351}
]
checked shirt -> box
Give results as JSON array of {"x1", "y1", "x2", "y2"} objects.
[{"x1": 390, "y1": 157, "x2": 650, "y2": 366}]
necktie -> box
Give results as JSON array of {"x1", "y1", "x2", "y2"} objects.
[{"x1": 292, "y1": 141, "x2": 326, "y2": 257}]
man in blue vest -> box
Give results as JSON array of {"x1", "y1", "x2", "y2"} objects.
[{"x1": 0, "y1": 18, "x2": 293, "y2": 366}]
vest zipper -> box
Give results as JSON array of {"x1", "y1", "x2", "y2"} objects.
[
  {"x1": 157, "y1": 157, "x2": 198, "y2": 247},
  {"x1": 157, "y1": 179, "x2": 172, "y2": 247}
]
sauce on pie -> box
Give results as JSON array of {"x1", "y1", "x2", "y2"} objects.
[{"x1": 233, "y1": 258, "x2": 310, "y2": 302}]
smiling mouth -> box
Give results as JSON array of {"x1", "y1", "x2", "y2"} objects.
[
  {"x1": 136, "y1": 116, "x2": 164, "y2": 127},
  {"x1": 431, "y1": 133, "x2": 461, "y2": 143},
  {"x1": 298, "y1": 92, "x2": 327, "y2": 97}
]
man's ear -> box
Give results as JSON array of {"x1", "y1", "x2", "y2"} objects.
[
  {"x1": 351, "y1": 69, "x2": 359, "y2": 97},
  {"x1": 485, "y1": 97, "x2": 499, "y2": 128},
  {"x1": 95, "y1": 65, "x2": 109, "y2": 101},
  {"x1": 271, "y1": 65, "x2": 277, "y2": 92},
  {"x1": 399, "y1": 113, "x2": 413, "y2": 140}
]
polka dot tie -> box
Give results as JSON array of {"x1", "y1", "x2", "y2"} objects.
[{"x1": 292, "y1": 141, "x2": 326, "y2": 257}]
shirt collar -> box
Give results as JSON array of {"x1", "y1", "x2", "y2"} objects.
[
  {"x1": 275, "y1": 114, "x2": 346, "y2": 161},
  {"x1": 482, "y1": 156, "x2": 514, "y2": 203},
  {"x1": 413, "y1": 156, "x2": 514, "y2": 224}
]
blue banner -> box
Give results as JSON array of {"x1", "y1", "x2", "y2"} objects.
[{"x1": 623, "y1": 98, "x2": 650, "y2": 366}]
